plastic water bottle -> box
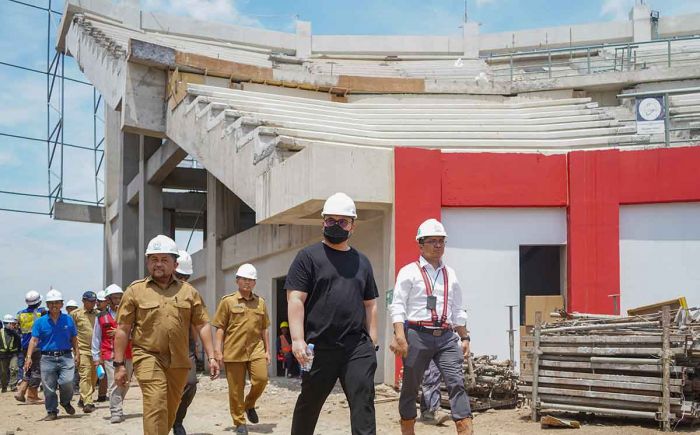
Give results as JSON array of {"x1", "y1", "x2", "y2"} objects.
[
  {"x1": 301, "y1": 344, "x2": 315, "y2": 373},
  {"x1": 96, "y1": 364, "x2": 105, "y2": 380}
]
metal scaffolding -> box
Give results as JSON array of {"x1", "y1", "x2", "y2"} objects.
[{"x1": 0, "y1": 0, "x2": 103, "y2": 216}]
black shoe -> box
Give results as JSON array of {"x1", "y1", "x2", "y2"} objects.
[
  {"x1": 77, "y1": 399, "x2": 84, "y2": 408},
  {"x1": 246, "y1": 408, "x2": 259, "y2": 424},
  {"x1": 96, "y1": 395, "x2": 108, "y2": 402},
  {"x1": 42, "y1": 413, "x2": 58, "y2": 421},
  {"x1": 61, "y1": 402, "x2": 76, "y2": 415},
  {"x1": 172, "y1": 423, "x2": 186, "y2": 435},
  {"x1": 83, "y1": 403, "x2": 96, "y2": 413}
]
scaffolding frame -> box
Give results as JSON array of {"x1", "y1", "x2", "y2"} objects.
[{"x1": 0, "y1": 0, "x2": 104, "y2": 216}]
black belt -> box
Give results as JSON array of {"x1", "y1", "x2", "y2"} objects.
[
  {"x1": 41, "y1": 350, "x2": 72, "y2": 356},
  {"x1": 406, "y1": 323, "x2": 453, "y2": 337}
]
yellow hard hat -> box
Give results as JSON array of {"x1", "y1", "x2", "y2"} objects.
[{"x1": 280, "y1": 321, "x2": 289, "y2": 328}]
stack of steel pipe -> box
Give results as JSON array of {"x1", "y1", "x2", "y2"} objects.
[{"x1": 519, "y1": 306, "x2": 700, "y2": 431}]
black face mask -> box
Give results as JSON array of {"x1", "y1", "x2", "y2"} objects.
[{"x1": 323, "y1": 224, "x2": 350, "y2": 244}]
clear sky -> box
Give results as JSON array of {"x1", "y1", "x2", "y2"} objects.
[{"x1": 1, "y1": 0, "x2": 699, "y2": 316}]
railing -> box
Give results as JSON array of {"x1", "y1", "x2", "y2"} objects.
[
  {"x1": 617, "y1": 87, "x2": 700, "y2": 147},
  {"x1": 485, "y1": 35, "x2": 700, "y2": 83}
]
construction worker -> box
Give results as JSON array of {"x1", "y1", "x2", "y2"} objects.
[
  {"x1": 91, "y1": 284, "x2": 133, "y2": 424},
  {"x1": 286, "y1": 192, "x2": 379, "y2": 435},
  {"x1": 1, "y1": 314, "x2": 21, "y2": 392},
  {"x1": 15, "y1": 290, "x2": 46, "y2": 403},
  {"x1": 65, "y1": 300, "x2": 79, "y2": 315},
  {"x1": 420, "y1": 360, "x2": 451, "y2": 425},
  {"x1": 212, "y1": 263, "x2": 271, "y2": 435},
  {"x1": 278, "y1": 321, "x2": 298, "y2": 377},
  {"x1": 95, "y1": 290, "x2": 109, "y2": 402},
  {"x1": 69, "y1": 290, "x2": 98, "y2": 413},
  {"x1": 24, "y1": 289, "x2": 79, "y2": 421},
  {"x1": 390, "y1": 218, "x2": 473, "y2": 435},
  {"x1": 172, "y1": 250, "x2": 200, "y2": 435},
  {"x1": 113, "y1": 234, "x2": 220, "y2": 435}
]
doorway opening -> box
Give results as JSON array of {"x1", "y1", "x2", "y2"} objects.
[
  {"x1": 519, "y1": 245, "x2": 565, "y2": 325},
  {"x1": 274, "y1": 276, "x2": 288, "y2": 377}
]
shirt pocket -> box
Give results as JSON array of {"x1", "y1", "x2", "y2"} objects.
[
  {"x1": 230, "y1": 306, "x2": 246, "y2": 326},
  {"x1": 254, "y1": 308, "x2": 266, "y2": 329},
  {"x1": 137, "y1": 302, "x2": 160, "y2": 333},
  {"x1": 174, "y1": 301, "x2": 192, "y2": 324}
]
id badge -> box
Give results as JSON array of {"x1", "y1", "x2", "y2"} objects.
[{"x1": 426, "y1": 295, "x2": 437, "y2": 310}]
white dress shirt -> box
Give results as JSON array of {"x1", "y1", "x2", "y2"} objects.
[{"x1": 390, "y1": 256, "x2": 468, "y2": 326}]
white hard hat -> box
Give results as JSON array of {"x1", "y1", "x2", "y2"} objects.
[
  {"x1": 176, "y1": 250, "x2": 193, "y2": 276},
  {"x1": 104, "y1": 284, "x2": 123, "y2": 298},
  {"x1": 25, "y1": 290, "x2": 42, "y2": 305},
  {"x1": 96, "y1": 291, "x2": 107, "y2": 302},
  {"x1": 66, "y1": 300, "x2": 79, "y2": 308},
  {"x1": 45, "y1": 289, "x2": 64, "y2": 303},
  {"x1": 2, "y1": 314, "x2": 16, "y2": 323},
  {"x1": 235, "y1": 263, "x2": 257, "y2": 280},
  {"x1": 416, "y1": 218, "x2": 448, "y2": 241},
  {"x1": 321, "y1": 192, "x2": 357, "y2": 218},
  {"x1": 145, "y1": 235, "x2": 179, "y2": 257}
]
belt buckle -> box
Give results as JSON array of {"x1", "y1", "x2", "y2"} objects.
[{"x1": 432, "y1": 329, "x2": 443, "y2": 337}]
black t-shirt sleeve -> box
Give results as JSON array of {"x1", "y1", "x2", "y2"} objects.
[
  {"x1": 363, "y1": 257, "x2": 379, "y2": 301},
  {"x1": 285, "y1": 249, "x2": 313, "y2": 293}
]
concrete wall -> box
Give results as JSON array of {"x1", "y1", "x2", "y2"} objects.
[
  {"x1": 442, "y1": 207, "x2": 567, "y2": 367},
  {"x1": 619, "y1": 202, "x2": 700, "y2": 312}
]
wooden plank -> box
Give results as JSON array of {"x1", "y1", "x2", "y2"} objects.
[
  {"x1": 627, "y1": 297, "x2": 686, "y2": 316},
  {"x1": 541, "y1": 415, "x2": 581, "y2": 428},
  {"x1": 522, "y1": 370, "x2": 683, "y2": 386},
  {"x1": 519, "y1": 386, "x2": 681, "y2": 405},
  {"x1": 539, "y1": 346, "x2": 683, "y2": 356},
  {"x1": 336, "y1": 75, "x2": 425, "y2": 93},
  {"x1": 540, "y1": 335, "x2": 685, "y2": 344},
  {"x1": 661, "y1": 306, "x2": 671, "y2": 432},
  {"x1": 533, "y1": 376, "x2": 682, "y2": 393},
  {"x1": 175, "y1": 51, "x2": 274, "y2": 82}
]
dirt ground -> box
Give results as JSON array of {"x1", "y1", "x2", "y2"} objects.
[{"x1": 1, "y1": 376, "x2": 698, "y2": 434}]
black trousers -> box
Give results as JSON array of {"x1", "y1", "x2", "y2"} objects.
[{"x1": 291, "y1": 336, "x2": 377, "y2": 435}]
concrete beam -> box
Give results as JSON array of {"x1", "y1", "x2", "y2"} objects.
[
  {"x1": 175, "y1": 213, "x2": 206, "y2": 231},
  {"x1": 122, "y1": 62, "x2": 167, "y2": 137},
  {"x1": 128, "y1": 39, "x2": 176, "y2": 68},
  {"x1": 162, "y1": 192, "x2": 206, "y2": 214},
  {"x1": 125, "y1": 173, "x2": 141, "y2": 205},
  {"x1": 162, "y1": 167, "x2": 207, "y2": 190},
  {"x1": 53, "y1": 202, "x2": 105, "y2": 224},
  {"x1": 146, "y1": 140, "x2": 188, "y2": 184}
]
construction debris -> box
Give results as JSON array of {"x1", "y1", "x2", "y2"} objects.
[
  {"x1": 521, "y1": 304, "x2": 700, "y2": 432},
  {"x1": 541, "y1": 415, "x2": 581, "y2": 429}
]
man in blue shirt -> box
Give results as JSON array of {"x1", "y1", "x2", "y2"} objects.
[{"x1": 24, "y1": 289, "x2": 79, "y2": 421}]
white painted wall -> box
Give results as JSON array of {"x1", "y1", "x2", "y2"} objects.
[
  {"x1": 442, "y1": 207, "x2": 567, "y2": 367},
  {"x1": 620, "y1": 203, "x2": 700, "y2": 312}
]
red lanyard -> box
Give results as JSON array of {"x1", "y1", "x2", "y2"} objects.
[{"x1": 415, "y1": 261, "x2": 449, "y2": 325}]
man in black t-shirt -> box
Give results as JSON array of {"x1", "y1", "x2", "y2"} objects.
[{"x1": 285, "y1": 192, "x2": 379, "y2": 435}]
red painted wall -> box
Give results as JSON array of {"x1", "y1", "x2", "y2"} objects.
[
  {"x1": 567, "y1": 150, "x2": 620, "y2": 314},
  {"x1": 442, "y1": 152, "x2": 568, "y2": 207}
]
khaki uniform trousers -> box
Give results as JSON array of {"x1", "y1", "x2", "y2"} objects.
[
  {"x1": 133, "y1": 354, "x2": 190, "y2": 435},
  {"x1": 224, "y1": 359, "x2": 268, "y2": 426},
  {"x1": 78, "y1": 353, "x2": 97, "y2": 405}
]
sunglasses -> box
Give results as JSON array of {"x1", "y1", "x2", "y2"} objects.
[{"x1": 323, "y1": 217, "x2": 353, "y2": 230}]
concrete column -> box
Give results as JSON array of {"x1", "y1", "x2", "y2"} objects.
[
  {"x1": 138, "y1": 136, "x2": 163, "y2": 277},
  {"x1": 463, "y1": 21, "x2": 480, "y2": 58},
  {"x1": 117, "y1": 131, "x2": 140, "y2": 287},
  {"x1": 103, "y1": 107, "x2": 121, "y2": 287},
  {"x1": 296, "y1": 20, "x2": 312, "y2": 59},
  {"x1": 630, "y1": 1, "x2": 651, "y2": 42},
  {"x1": 163, "y1": 209, "x2": 176, "y2": 238}
]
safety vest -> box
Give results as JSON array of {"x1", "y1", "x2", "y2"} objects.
[
  {"x1": 279, "y1": 335, "x2": 292, "y2": 353},
  {"x1": 17, "y1": 310, "x2": 43, "y2": 335},
  {"x1": 97, "y1": 310, "x2": 132, "y2": 360},
  {"x1": 0, "y1": 329, "x2": 19, "y2": 355}
]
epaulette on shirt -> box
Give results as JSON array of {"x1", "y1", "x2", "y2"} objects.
[
  {"x1": 221, "y1": 293, "x2": 236, "y2": 300},
  {"x1": 128, "y1": 277, "x2": 148, "y2": 287}
]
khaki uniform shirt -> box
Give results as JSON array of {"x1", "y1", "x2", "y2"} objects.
[
  {"x1": 117, "y1": 276, "x2": 209, "y2": 369},
  {"x1": 70, "y1": 307, "x2": 97, "y2": 356},
  {"x1": 212, "y1": 291, "x2": 270, "y2": 362}
]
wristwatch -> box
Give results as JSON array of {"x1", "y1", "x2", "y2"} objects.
[
  {"x1": 460, "y1": 335, "x2": 471, "y2": 342},
  {"x1": 113, "y1": 360, "x2": 126, "y2": 367}
]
